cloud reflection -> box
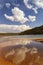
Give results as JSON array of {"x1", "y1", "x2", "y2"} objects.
[
  {"x1": 30, "y1": 47, "x2": 38, "y2": 54},
  {"x1": 5, "y1": 46, "x2": 38, "y2": 65},
  {"x1": 0, "y1": 39, "x2": 32, "y2": 48},
  {"x1": 5, "y1": 46, "x2": 30, "y2": 64}
]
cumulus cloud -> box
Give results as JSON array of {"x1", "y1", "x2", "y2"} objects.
[
  {"x1": 24, "y1": 0, "x2": 38, "y2": 14},
  {"x1": 33, "y1": 0, "x2": 43, "y2": 8},
  {"x1": 5, "y1": 3, "x2": 11, "y2": 8},
  {"x1": 4, "y1": 14, "x2": 14, "y2": 21},
  {"x1": 28, "y1": 15, "x2": 36, "y2": 22},
  {"x1": 0, "y1": 24, "x2": 30, "y2": 33},
  {"x1": 4, "y1": 7, "x2": 28, "y2": 24},
  {"x1": 4, "y1": 7, "x2": 36, "y2": 23},
  {"x1": 24, "y1": 0, "x2": 43, "y2": 14}
]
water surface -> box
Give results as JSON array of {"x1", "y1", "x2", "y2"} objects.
[{"x1": 0, "y1": 37, "x2": 43, "y2": 65}]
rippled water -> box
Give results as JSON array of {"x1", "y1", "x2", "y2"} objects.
[{"x1": 0, "y1": 36, "x2": 43, "y2": 65}]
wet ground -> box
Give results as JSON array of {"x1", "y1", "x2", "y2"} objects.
[{"x1": 0, "y1": 37, "x2": 43, "y2": 65}]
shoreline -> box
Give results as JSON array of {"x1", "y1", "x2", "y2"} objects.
[
  {"x1": 0, "y1": 37, "x2": 43, "y2": 48},
  {"x1": 14, "y1": 38, "x2": 43, "y2": 42},
  {"x1": 0, "y1": 36, "x2": 43, "y2": 42}
]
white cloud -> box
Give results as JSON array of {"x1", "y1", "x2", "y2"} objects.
[
  {"x1": 4, "y1": 7, "x2": 28, "y2": 24},
  {"x1": 28, "y1": 15, "x2": 36, "y2": 22},
  {"x1": 24, "y1": 0, "x2": 33, "y2": 9},
  {"x1": 32, "y1": 7, "x2": 38, "y2": 14},
  {"x1": 24, "y1": 0, "x2": 43, "y2": 14},
  {"x1": 32, "y1": 0, "x2": 43, "y2": 14},
  {"x1": 4, "y1": 14, "x2": 14, "y2": 21},
  {"x1": 33, "y1": 0, "x2": 43, "y2": 8},
  {"x1": 0, "y1": 24, "x2": 30, "y2": 33},
  {"x1": 5, "y1": 3, "x2": 11, "y2": 8},
  {"x1": 24, "y1": 0, "x2": 38, "y2": 14}
]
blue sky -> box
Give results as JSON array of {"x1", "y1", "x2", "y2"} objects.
[{"x1": 0, "y1": 0, "x2": 43, "y2": 32}]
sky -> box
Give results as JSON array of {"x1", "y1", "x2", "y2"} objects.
[{"x1": 0, "y1": 0, "x2": 43, "y2": 33}]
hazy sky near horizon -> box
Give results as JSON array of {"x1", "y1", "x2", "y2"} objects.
[{"x1": 0, "y1": 0, "x2": 43, "y2": 32}]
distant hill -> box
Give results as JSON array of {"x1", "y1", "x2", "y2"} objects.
[
  {"x1": 0, "y1": 33, "x2": 17, "y2": 36},
  {"x1": 19, "y1": 25, "x2": 43, "y2": 35},
  {"x1": 0, "y1": 25, "x2": 43, "y2": 36}
]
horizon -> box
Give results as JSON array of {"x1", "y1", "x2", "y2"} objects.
[{"x1": 0, "y1": 25, "x2": 42, "y2": 33}]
